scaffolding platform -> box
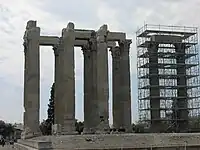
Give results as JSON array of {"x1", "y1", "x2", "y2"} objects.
[
  {"x1": 138, "y1": 74, "x2": 198, "y2": 79},
  {"x1": 136, "y1": 24, "x2": 197, "y2": 38},
  {"x1": 138, "y1": 63, "x2": 198, "y2": 69},
  {"x1": 139, "y1": 96, "x2": 200, "y2": 101},
  {"x1": 138, "y1": 52, "x2": 197, "y2": 59},
  {"x1": 136, "y1": 24, "x2": 200, "y2": 132}
]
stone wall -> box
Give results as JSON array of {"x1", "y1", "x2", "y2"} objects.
[{"x1": 16, "y1": 133, "x2": 200, "y2": 150}]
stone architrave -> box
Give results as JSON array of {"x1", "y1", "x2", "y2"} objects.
[
  {"x1": 110, "y1": 46, "x2": 122, "y2": 130},
  {"x1": 119, "y1": 39, "x2": 132, "y2": 132},
  {"x1": 61, "y1": 23, "x2": 76, "y2": 134},
  {"x1": 23, "y1": 20, "x2": 41, "y2": 139},
  {"x1": 96, "y1": 25, "x2": 110, "y2": 133}
]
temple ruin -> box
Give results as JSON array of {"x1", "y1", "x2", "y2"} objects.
[
  {"x1": 17, "y1": 20, "x2": 200, "y2": 150},
  {"x1": 22, "y1": 20, "x2": 132, "y2": 138}
]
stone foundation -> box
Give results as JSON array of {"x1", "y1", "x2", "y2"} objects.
[
  {"x1": 15, "y1": 139, "x2": 52, "y2": 150},
  {"x1": 15, "y1": 133, "x2": 200, "y2": 150}
]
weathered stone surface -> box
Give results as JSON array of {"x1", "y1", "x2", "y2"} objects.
[
  {"x1": 110, "y1": 46, "x2": 122, "y2": 130},
  {"x1": 29, "y1": 133, "x2": 200, "y2": 150},
  {"x1": 40, "y1": 36, "x2": 116, "y2": 47},
  {"x1": 53, "y1": 38, "x2": 64, "y2": 126},
  {"x1": 118, "y1": 39, "x2": 132, "y2": 132},
  {"x1": 23, "y1": 20, "x2": 41, "y2": 139},
  {"x1": 82, "y1": 45, "x2": 95, "y2": 134},
  {"x1": 111, "y1": 39, "x2": 132, "y2": 132},
  {"x1": 83, "y1": 32, "x2": 101, "y2": 134},
  {"x1": 60, "y1": 22, "x2": 76, "y2": 134},
  {"x1": 107, "y1": 31, "x2": 126, "y2": 41},
  {"x1": 40, "y1": 36, "x2": 59, "y2": 46},
  {"x1": 52, "y1": 124, "x2": 62, "y2": 135},
  {"x1": 53, "y1": 45, "x2": 59, "y2": 125},
  {"x1": 96, "y1": 25, "x2": 110, "y2": 133},
  {"x1": 15, "y1": 139, "x2": 52, "y2": 150}
]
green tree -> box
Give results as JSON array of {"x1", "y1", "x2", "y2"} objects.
[
  {"x1": 131, "y1": 123, "x2": 136, "y2": 131},
  {"x1": 47, "y1": 83, "x2": 55, "y2": 125},
  {"x1": 39, "y1": 120, "x2": 49, "y2": 135},
  {"x1": 4, "y1": 123, "x2": 14, "y2": 138},
  {"x1": 133, "y1": 121, "x2": 147, "y2": 133},
  {"x1": 75, "y1": 119, "x2": 84, "y2": 134},
  {"x1": 0, "y1": 120, "x2": 14, "y2": 138},
  {"x1": 0, "y1": 120, "x2": 5, "y2": 136},
  {"x1": 39, "y1": 83, "x2": 55, "y2": 135},
  {"x1": 46, "y1": 83, "x2": 55, "y2": 135}
]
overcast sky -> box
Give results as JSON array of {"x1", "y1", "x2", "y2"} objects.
[{"x1": 0, "y1": 0, "x2": 200, "y2": 124}]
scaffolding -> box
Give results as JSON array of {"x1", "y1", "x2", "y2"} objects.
[{"x1": 136, "y1": 24, "x2": 200, "y2": 132}]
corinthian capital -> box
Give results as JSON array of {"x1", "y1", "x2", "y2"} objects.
[
  {"x1": 110, "y1": 46, "x2": 121, "y2": 58},
  {"x1": 53, "y1": 45, "x2": 59, "y2": 56},
  {"x1": 82, "y1": 44, "x2": 91, "y2": 56},
  {"x1": 119, "y1": 39, "x2": 132, "y2": 52}
]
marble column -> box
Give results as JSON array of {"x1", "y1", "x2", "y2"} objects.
[
  {"x1": 83, "y1": 32, "x2": 99, "y2": 134},
  {"x1": 82, "y1": 44, "x2": 93, "y2": 133},
  {"x1": 52, "y1": 38, "x2": 65, "y2": 135},
  {"x1": 23, "y1": 20, "x2": 41, "y2": 138},
  {"x1": 119, "y1": 39, "x2": 132, "y2": 132},
  {"x1": 61, "y1": 23, "x2": 76, "y2": 134},
  {"x1": 53, "y1": 44, "x2": 60, "y2": 125},
  {"x1": 96, "y1": 25, "x2": 110, "y2": 133},
  {"x1": 90, "y1": 33, "x2": 99, "y2": 133},
  {"x1": 110, "y1": 46, "x2": 122, "y2": 130}
]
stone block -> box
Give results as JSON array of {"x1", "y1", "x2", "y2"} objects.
[
  {"x1": 52, "y1": 124, "x2": 62, "y2": 135},
  {"x1": 107, "y1": 32, "x2": 126, "y2": 41},
  {"x1": 74, "y1": 30, "x2": 93, "y2": 40},
  {"x1": 67, "y1": 22, "x2": 74, "y2": 29},
  {"x1": 39, "y1": 36, "x2": 59, "y2": 46},
  {"x1": 15, "y1": 139, "x2": 52, "y2": 150},
  {"x1": 26, "y1": 20, "x2": 36, "y2": 29},
  {"x1": 21, "y1": 127, "x2": 41, "y2": 139}
]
